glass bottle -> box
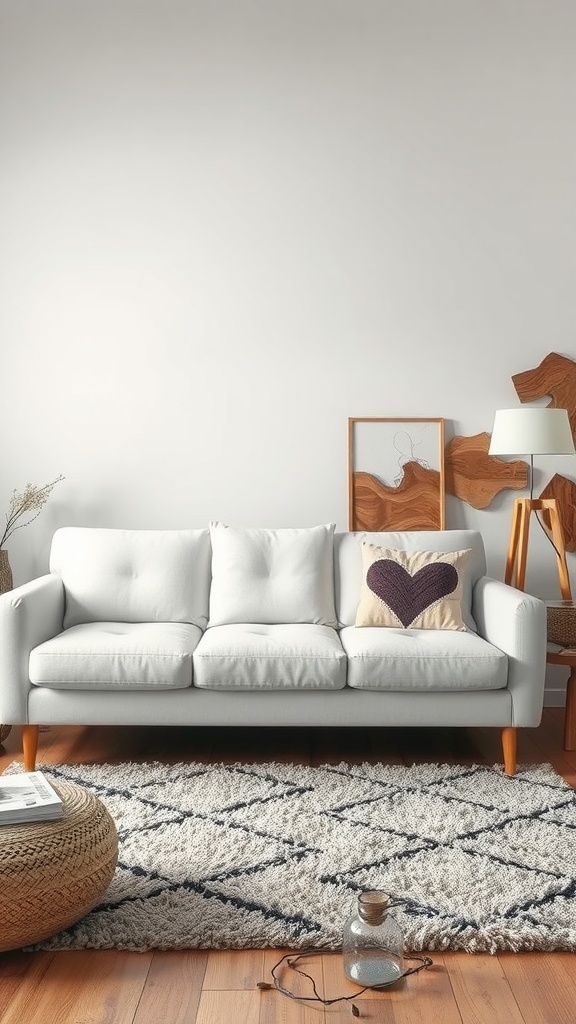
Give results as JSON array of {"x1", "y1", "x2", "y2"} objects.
[{"x1": 342, "y1": 890, "x2": 404, "y2": 987}]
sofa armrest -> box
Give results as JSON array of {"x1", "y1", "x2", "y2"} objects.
[
  {"x1": 472, "y1": 575, "x2": 547, "y2": 726},
  {"x1": 0, "y1": 574, "x2": 65, "y2": 723}
]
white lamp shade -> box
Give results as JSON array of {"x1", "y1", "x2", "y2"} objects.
[{"x1": 488, "y1": 407, "x2": 575, "y2": 456}]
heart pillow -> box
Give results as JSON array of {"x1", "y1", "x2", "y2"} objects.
[{"x1": 355, "y1": 544, "x2": 471, "y2": 630}]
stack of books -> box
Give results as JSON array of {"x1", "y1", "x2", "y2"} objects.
[{"x1": 0, "y1": 771, "x2": 64, "y2": 825}]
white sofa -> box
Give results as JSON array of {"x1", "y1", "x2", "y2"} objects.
[{"x1": 0, "y1": 523, "x2": 547, "y2": 775}]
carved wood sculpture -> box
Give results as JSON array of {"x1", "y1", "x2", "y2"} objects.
[
  {"x1": 512, "y1": 351, "x2": 576, "y2": 438},
  {"x1": 512, "y1": 351, "x2": 576, "y2": 548},
  {"x1": 539, "y1": 473, "x2": 576, "y2": 553},
  {"x1": 444, "y1": 432, "x2": 528, "y2": 509},
  {"x1": 351, "y1": 463, "x2": 443, "y2": 531},
  {"x1": 351, "y1": 432, "x2": 528, "y2": 526}
]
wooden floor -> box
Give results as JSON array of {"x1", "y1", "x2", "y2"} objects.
[{"x1": 1, "y1": 713, "x2": 576, "y2": 1024}]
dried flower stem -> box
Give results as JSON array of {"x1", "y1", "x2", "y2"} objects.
[{"x1": 0, "y1": 475, "x2": 64, "y2": 549}]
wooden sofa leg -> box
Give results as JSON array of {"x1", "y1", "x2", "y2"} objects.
[
  {"x1": 22, "y1": 725, "x2": 39, "y2": 772},
  {"x1": 501, "y1": 727, "x2": 517, "y2": 776}
]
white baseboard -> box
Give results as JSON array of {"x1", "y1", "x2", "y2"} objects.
[{"x1": 544, "y1": 686, "x2": 567, "y2": 708}]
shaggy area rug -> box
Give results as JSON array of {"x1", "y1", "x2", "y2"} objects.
[{"x1": 9, "y1": 760, "x2": 576, "y2": 953}]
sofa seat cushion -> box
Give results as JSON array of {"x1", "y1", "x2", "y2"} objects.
[
  {"x1": 340, "y1": 625, "x2": 507, "y2": 691},
  {"x1": 29, "y1": 622, "x2": 202, "y2": 690},
  {"x1": 193, "y1": 624, "x2": 347, "y2": 690}
]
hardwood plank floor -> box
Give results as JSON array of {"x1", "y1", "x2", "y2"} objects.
[{"x1": 0, "y1": 712, "x2": 574, "y2": 1024}]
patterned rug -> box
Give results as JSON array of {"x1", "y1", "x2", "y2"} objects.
[{"x1": 9, "y1": 759, "x2": 576, "y2": 953}]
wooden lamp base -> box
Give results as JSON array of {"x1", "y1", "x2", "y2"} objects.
[{"x1": 504, "y1": 497, "x2": 572, "y2": 600}]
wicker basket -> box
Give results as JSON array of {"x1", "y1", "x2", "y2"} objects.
[{"x1": 547, "y1": 602, "x2": 576, "y2": 647}]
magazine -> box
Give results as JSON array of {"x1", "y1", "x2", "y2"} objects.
[{"x1": 0, "y1": 771, "x2": 63, "y2": 825}]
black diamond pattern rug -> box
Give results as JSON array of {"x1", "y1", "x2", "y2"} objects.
[{"x1": 10, "y1": 760, "x2": 576, "y2": 953}]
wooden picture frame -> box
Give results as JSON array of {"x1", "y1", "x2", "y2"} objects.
[{"x1": 348, "y1": 417, "x2": 446, "y2": 531}]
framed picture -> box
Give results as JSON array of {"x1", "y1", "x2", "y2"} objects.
[{"x1": 348, "y1": 417, "x2": 446, "y2": 531}]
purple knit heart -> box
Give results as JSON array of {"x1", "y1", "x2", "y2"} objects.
[{"x1": 366, "y1": 559, "x2": 459, "y2": 628}]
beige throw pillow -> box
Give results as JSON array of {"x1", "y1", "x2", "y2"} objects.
[{"x1": 355, "y1": 544, "x2": 471, "y2": 630}]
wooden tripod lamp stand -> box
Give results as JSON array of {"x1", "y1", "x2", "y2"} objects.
[
  {"x1": 503, "y1": 496, "x2": 572, "y2": 598},
  {"x1": 489, "y1": 408, "x2": 575, "y2": 598}
]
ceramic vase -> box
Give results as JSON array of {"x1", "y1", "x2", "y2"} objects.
[{"x1": 0, "y1": 549, "x2": 12, "y2": 595}]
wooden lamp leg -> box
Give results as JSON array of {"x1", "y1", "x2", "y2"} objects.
[
  {"x1": 543, "y1": 500, "x2": 572, "y2": 601},
  {"x1": 504, "y1": 499, "x2": 523, "y2": 587},
  {"x1": 22, "y1": 724, "x2": 39, "y2": 771},
  {"x1": 504, "y1": 499, "x2": 532, "y2": 591},
  {"x1": 501, "y1": 727, "x2": 517, "y2": 776},
  {"x1": 513, "y1": 502, "x2": 531, "y2": 592}
]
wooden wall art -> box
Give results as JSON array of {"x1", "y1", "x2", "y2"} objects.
[
  {"x1": 513, "y1": 351, "x2": 576, "y2": 550},
  {"x1": 444, "y1": 432, "x2": 528, "y2": 509},
  {"x1": 348, "y1": 418, "x2": 445, "y2": 531},
  {"x1": 347, "y1": 351, "x2": 576, "y2": 532},
  {"x1": 539, "y1": 473, "x2": 576, "y2": 553},
  {"x1": 513, "y1": 351, "x2": 576, "y2": 438}
]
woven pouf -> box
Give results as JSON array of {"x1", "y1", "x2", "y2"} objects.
[{"x1": 0, "y1": 782, "x2": 118, "y2": 952}]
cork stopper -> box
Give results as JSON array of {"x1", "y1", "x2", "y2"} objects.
[{"x1": 357, "y1": 890, "x2": 389, "y2": 925}]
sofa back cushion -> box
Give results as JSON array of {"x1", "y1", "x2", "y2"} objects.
[
  {"x1": 335, "y1": 530, "x2": 486, "y2": 630},
  {"x1": 50, "y1": 528, "x2": 211, "y2": 629},
  {"x1": 208, "y1": 522, "x2": 337, "y2": 626}
]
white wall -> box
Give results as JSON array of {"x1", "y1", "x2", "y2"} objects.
[{"x1": 1, "y1": 0, "x2": 575, "y2": 701}]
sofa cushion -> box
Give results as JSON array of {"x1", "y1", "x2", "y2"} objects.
[
  {"x1": 29, "y1": 621, "x2": 202, "y2": 690},
  {"x1": 335, "y1": 530, "x2": 486, "y2": 631},
  {"x1": 355, "y1": 545, "x2": 470, "y2": 630},
  {"x1": 208, "y1": 522, "x2": 337, "y2": 626},
  {"x1": 340, "y1": 625, "x2": 507, "y2": 690},
  {"x1": 193, "y1": 623, "x2": 347, "y2": 690},
  {"x1": 50, "y1": 528, "x2": 211, "y2": 629}
]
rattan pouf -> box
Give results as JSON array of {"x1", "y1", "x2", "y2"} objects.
[{"x1": 0, "y1": 782, "x2": 118, "y2": 952}]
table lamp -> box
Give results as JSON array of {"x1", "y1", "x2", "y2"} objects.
[{"x1": 488, "y1": 407, "x2": 575, "y2": 597}]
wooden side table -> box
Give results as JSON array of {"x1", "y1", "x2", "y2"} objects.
[{"x1": 546, "y1": 646, "x2": 576, "y2": 750}]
